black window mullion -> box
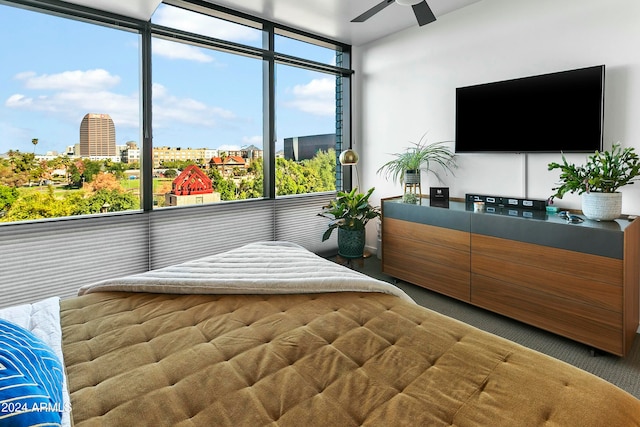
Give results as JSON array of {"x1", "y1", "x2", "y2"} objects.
[
  {"x1": 262, "y1": 23, "x2": 275, "y2": 199},
  {"x1": 141, "y1": 22, "x2": 154, "y2": 212}
]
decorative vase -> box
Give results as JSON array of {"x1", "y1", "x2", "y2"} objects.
[
  {"x1": 338, "y1": 228, "x2": 365, "y2": 258},
  {"x1": 581, "y1": 192, "x2": 622, "y2": 221},
  {"x1": 404, "y1": 170, "x2": 421, "y2": 185}
]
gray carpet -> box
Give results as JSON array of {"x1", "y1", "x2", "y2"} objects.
[{"x1": 351, "y1": 255, "x2": 640, "y2": 399}]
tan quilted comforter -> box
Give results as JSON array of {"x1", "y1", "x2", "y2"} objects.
[{"x1": 60, "y1": 243, "x2": 640, "y2": 426}]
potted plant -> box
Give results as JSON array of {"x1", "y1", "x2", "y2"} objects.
[
  {"x1": 377, "y1": 134, "x2": 457, "y2": 193},
  {"x1": 548, "y1": 143, "x2": 640, "y2": 220},
  {"x1": 401, "y1": 193, "x2": 418, "y2": 204},
  {"x1": 318, "y1": 187, "x2": 381, "y2": 258}
]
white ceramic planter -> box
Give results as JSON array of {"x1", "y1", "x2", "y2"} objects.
[{"x1": 581, "y1": 192, "x2": 622, "y2": 221}]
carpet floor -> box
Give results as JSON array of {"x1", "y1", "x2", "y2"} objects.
[{"x1": 349, "y1": 255, "x2": 640, "y2": 399}]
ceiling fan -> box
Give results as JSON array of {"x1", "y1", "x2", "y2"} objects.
[{"x1": 352, "y1": 0, "x2": 436, "y2": 27}]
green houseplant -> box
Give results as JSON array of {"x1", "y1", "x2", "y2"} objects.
[
  {"x1": 548, "y1": 143, "x2": 640, "y2": 220},
  {"x1": 376, "y1": 134, "x2": 457, "y2": 191},
  {"x1": 318, "y1": 187, "x2": 381, "y2": 258}
]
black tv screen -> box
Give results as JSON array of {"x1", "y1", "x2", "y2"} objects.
[{"x1": 455, "y1": 65, "x2": 605, "y2": 153}]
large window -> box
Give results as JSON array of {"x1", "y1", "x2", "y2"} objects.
[
  {"x1": 0, "y1": 0, "x2": 351, "y2": 221},
  {"x1": 0, "y1": 3, "x2": 141, "y2": 221},
  {"x1": 151, "y1": 4, "x2": 264, "y2": 206},
  {"x1": 275, "y1": 64, "x2": 337, "y2": 196}
]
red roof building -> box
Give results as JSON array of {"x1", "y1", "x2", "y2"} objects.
[
  {"x1": 171, "y1": 164, "x2": 213, "y2": 196},
  {"x1": 209, "y1": 156, "x2": 247, "y2": 176}
]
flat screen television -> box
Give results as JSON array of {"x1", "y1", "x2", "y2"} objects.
[{"x1": 455, "y1": 65, "x2": 605, "y2": 153}]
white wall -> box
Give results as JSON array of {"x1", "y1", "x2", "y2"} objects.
[{"x1": 354, "y1": 0, "x2": 640, "y2": 249}]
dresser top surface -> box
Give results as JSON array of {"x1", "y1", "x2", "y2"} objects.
[{"x1": 383, "y1": 197, "x2": 635, "y2": 233}]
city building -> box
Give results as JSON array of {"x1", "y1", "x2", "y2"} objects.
[
  {"x1": 121, "y1": 142, "x2": 140, "y2": 164},
  {"x1": 208, "y1": 156, "x2": 247, "y2": 177},
  {"x1": 283, "y1": 134, "x2": 335, "y2": 161},
  {"x1": 165, "y1": 165, "x2": 220, "y2": 206},
  {"x1": 152, "y1": 146, "x2": 219, "y2": 168},
  {"x1": 79, "y1": 113, "x2": 117, "y2": 159}
]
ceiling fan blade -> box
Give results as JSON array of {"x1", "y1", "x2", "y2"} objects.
[
  {"x1": 351, "y1": 0, "x2": 395, "y2": 23},
  {"x1": 412, "y1": 1, "x2": 436, "y2": 26}
]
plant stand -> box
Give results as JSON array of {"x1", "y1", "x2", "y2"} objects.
[
  {"x1": 335, "y1": 254, "x2": 364, "y2": 270},
  {"x1": 404, "y1": 182, "x2": 421, "y2": 195}
]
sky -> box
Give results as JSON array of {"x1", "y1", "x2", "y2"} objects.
[{"x1": 0, "y1": 3, "x2": 338, "y2": 155}]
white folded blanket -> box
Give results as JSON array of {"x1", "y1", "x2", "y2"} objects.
[{"x1": 79, "y1": 241, "x2": 414, "y2": 303}]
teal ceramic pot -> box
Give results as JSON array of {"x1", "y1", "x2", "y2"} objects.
[{"x1": 338, "y1": 228, "x2": 365, "y2": 258}]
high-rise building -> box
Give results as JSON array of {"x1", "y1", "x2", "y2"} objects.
[
  {"x1": 79, "y1": 113, "x2": 116, "y2": 157},
  {"x1": 284, "y1": 133, "x2": 335, "y2": 161}
]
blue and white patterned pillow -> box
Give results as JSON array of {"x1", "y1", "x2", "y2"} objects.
[{"x1": 0, "y1": 318, "x2": 64, "y2": 426}]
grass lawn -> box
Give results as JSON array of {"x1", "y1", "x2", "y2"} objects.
[{"x1": 18, "y1": 178, "x2": 173, "y2": 197}]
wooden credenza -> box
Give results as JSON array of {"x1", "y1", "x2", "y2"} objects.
[{"x1": 382, "y1": 197, "x2": 640, "y2": 356}]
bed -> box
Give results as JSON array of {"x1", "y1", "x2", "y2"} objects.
[{"x1": 3, "y1": 241, "x2": 640, "y2": 426}]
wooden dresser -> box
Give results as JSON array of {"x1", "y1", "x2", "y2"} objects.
[{"x1": 382, "y1": 196, "x2": 640, "y2": 356}]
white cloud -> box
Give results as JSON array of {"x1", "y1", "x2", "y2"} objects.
[
  {"x1": 5, "y1": 70, "x2": 240, "y2": 133},
  {"x1": 16, "y1": 69, "x2": 120, "y2": 91},
  {"x1": 152, "y1": 82, "x2": 236, "y2": 129},
  {"x1": 284, "y1": 77, "x2": 335, "y2": 116},
  {"x1": 153, "y1": 39, "x2": 215, "y2": 63},
  {"x1": 6, "y1": 89, "x2": 139, "y2": 127},
  {"x1": 153, "y1": 5, "x2": 260, "y2": 43},
  {"x1": 5, "y1": 94, "x2": 32, "y2": 108}
]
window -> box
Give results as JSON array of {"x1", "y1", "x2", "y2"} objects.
[
  {"x1": 151, "y1": 36, "x2": 263, "y2": 206},
  {"x1": 0, "y1": 0, "x2": 351, "y2": 222},
  {"x1": 275, "y1": 64, "x2": 337, "y2": 196},
  {"x1": 0, "y1": 3, "x2": 141, "y2": 221}
]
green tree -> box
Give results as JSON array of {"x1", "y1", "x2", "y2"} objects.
[
  {"x1": 164, "y1": 169, "x2": 178, "y2": 178},
  {"x1": 67, "y1": 161, "x2": 84, "y2": 188},
  {"x1": 2, "y1": 186, "x2": 74, "y2": 221},
  {"x1": 304, "y1": 148, "x2": 336, "y2": 192},
  {"x1": 276, "y1": 157, "x2": 309, "y2": 195},
  {"x1": 82, "y1": 159, "x2": 103, "y2": 183},
  {"x1": 161, "y1": 160, "x2": 196, "y2": 170},
  {"x1": 103, "y1": 159, "x2": 127, "y2": 179},
  {"x1": 67, "y1": 189, "x2": 138, "y2": 215},
  {"x1": 5, "y1": 151, "x2": 36, "y2": 187},
  {"x1": 0, "y1": 185, "x2": 20, "y2": 212},
  {"x1": 67, "y1": 159, "x2": 103, "y2": 187}
]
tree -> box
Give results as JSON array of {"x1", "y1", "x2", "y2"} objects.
[
  {"x1": 2, "y1": 186, "x2": 74, "y2": 221},
  {"x1": 86, "y1": 173, "x2": 124, "y2": 193},
  {"x1": 161, "y1": 160, "x2": 196, "y2": 170},
  {"x1": 0, "y1": 185, "x2": 19, "y2": 212},
  {"x1": 303, "y1": 148, "x2": 336, "y2": 192},
  {"x1": 66, "y1": 189, "x2": 139, "y2": 215},
  {"x1": 32, "y1": 138, "x2": 38, "y2": 154},
  {"x1": 82, "y1": 159, "x2": 103, "y2": 183},
  {"x1": 67, "y1": 160, "x2": 85, "y2": 188},
  {"x1": 103, "y1": 160, "x2": 127, "y2": 179},
  {"x1": 163, "y1": 169, "x2": 178, "y2": 178},
  {"x1": 4, "y1": 151, "x2": 36, "y2": 187}
]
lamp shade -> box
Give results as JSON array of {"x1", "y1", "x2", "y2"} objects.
[
  {"x1": 395, "y1": 0, "x2": 423, "y2": 6},
  {"x1": 339, "y1": 149, "x2": 359, "y2": 165}
]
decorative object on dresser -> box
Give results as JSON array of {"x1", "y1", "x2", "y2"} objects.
[
  {"x1": 548, "y1": 143, "x2": 640, "y2": 221},
  {"x1": 429, "y1": 187, "x2": 449, "y2": 208},
  {"x1": 318, "y1": 187, "x2": 381, "y2": 258},
  {"x1": 376, "y1": 133, "x2": 457, "y2": 197},
  {"x1": 402, "y1": 192, "x2": 418, "y2": 204}
]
